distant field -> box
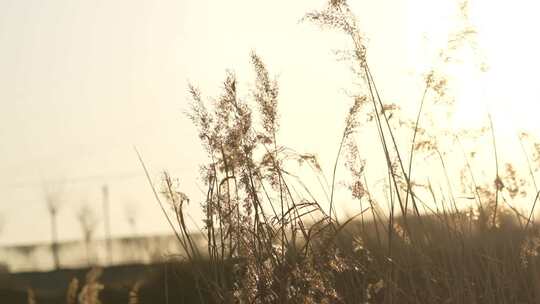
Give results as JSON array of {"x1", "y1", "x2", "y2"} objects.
[{"x1": 0, "y1": 263, "x2": 191, "y2": 304}]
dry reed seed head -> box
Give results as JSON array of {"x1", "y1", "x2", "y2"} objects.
[
  {"x1": 329, "y1": 0, "x2": 346, "y2": 7},
  {"x1": 520, "y1": 235, "x2": 540, "y2": 269},
  {"x1": 187, "y1": 84, "x2": 215, "y2": 151},
  {"x1": 78, "y1": 268, "x2": 104, "y2": 304},
  {"x1": 297, "y1": 153, "x2": 323, "y2": 172},
  {"x1": 438, "y1": 0, "x2": 480, "y2": 66},
  {"x1": 342, "y1": 95, "x2": 367, "y2": 139},
  {"x1": 26, "y1": 288, "x2": 36, "y2": 304},
  {"x1": 128, "y1": 281, "x2": 143, "y2": 304},
  {"x1": 502, "y1": 163, "x2": 527, "y2": 199},
  {"x1": 344, "y1": 138, "x2": 360, "y2": 167},
  {"x1": 456, "y1": 126, "x2": 489, "y2": 142},
  {"x1": 260, "y1": 156, "x2": 284, "y2": 191},
  {"x1": 190, "y1": 70, "x2": 260, "y2": 175},
  {"x1": 344, "y1": 148, "x2": 368, "y2": 199},
  {"x1": 224, "y1": 215, "x2": 355, "y2": 303},
  {"x1": 349, "y1": 180, "x2": 367, "y2": 201},
  {"x1": 224, "y1": 73, "x2": 254, "y2": 138},
  {"x1": 85, "y1": 267, "x2": 103, "y2": 286},
  {"x1": 393, "y1": 222, "x2": 411, "y2": 245},
  {"x1": 214, "y1": 72, "x2": 237, "y2": 122},
  {"x1": 414, "y1": 139, "x2": 438, "y2": 154},
  {"x1": 351, "y1": 236, "x2": 373, "y2": 268},
  {"x1": 332, "y1": 49, "x2": 362, "y2": 64},
  {"x1": 65, "y1": 277, "x2": 79, "y2": 304},
  {"x1": 250, "y1": 52, "x2": 279, "y2": 141},
  {"x1": 304, "y1": 0, "x2": 367, "y2": 67},
  {"x1": 380, "y1": 103, "x2": 400, "y2": 120},
  {"x1": 494, "y1": 176, "x2": 504, "y2": 192},
  {"x1": 533, "y1": 142, "x2": 540, "y2": 171},
  {"x1": 443, "y1": 27, "x2": 477, "y2": 61},
  {"x1": 389, "y1": 158, "x2": 401, "y2": 177},
  {"x1": 160, "y1": 173, "x2": 189, "y2": 212},
  {"x1": 425, "y1": 70, "x2": 449, "y2": 100},
  {"x1": 304, "y1": 7, "x2": 343, "y2": 31},
  {"x1": 344, "y1": 140, "x2": 367, "y2": 200}
]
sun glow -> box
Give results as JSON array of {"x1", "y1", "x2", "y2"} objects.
[{"x1": 407, "y1": 0, "x2": 540, "y2": 140}]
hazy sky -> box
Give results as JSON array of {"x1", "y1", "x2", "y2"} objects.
[{"x1": 1, "y1": 0, "x2": 540, "y2": 245}]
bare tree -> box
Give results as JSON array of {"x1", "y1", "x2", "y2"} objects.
[
  {"x1": 44, "y1": 187, "x2": 62, "y2": 270},
  {"x1": 77, "y1": 204, "x2": 99, "y2": 267}
]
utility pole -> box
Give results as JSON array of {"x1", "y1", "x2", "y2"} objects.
[{"x1": 102, "y1": 185, "x2": 112, "y2": 265}]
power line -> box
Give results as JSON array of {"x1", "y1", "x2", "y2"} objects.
[
  {"x1": 0, "y1": 167, "x2": 195, "y2": 189},
  {"x1": 1, "y1": 171, "x2": 151, "y2": 189}
]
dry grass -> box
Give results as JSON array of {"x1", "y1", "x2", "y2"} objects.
[
  {"x1": 134, "y1": 0, "x2": 540, "y2": 303},
  {"x1": 23, "y1": 0, "x2": 540, "y2": 303},
  {"x1": 144, "y1": 1, "x2": 540, "y2": 303}
]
